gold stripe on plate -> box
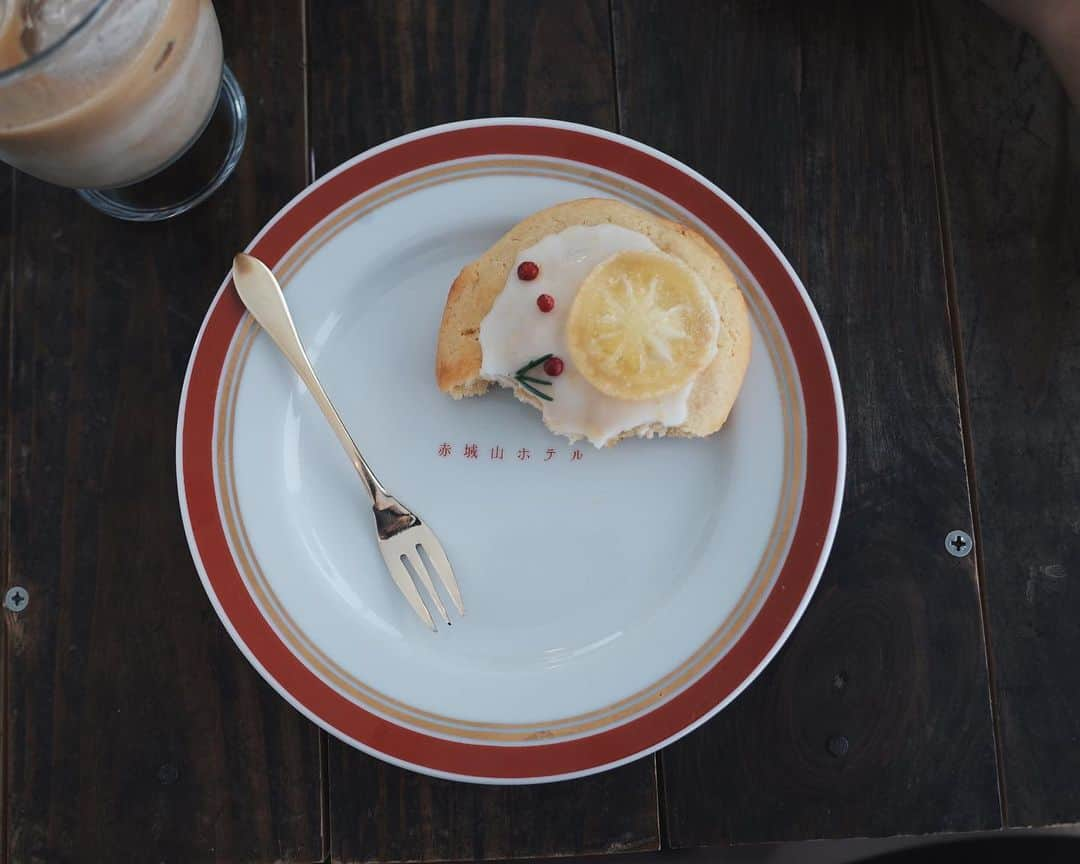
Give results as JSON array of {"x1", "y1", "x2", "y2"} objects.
[{"x1": 212, "y1": 157, "x2": 805, "y2": 741}]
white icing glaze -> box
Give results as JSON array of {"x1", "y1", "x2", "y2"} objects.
[{"x1": 478, "y1": 224, "x2": 694, "y2": 447}]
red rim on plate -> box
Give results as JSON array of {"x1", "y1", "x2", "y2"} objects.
[{"x1": 177, "y1": 119, "x2": 845, "y2": 783}]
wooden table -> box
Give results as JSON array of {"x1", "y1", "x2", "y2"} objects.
[{"x1": 3, "y1": 1, "x2": 1078, "y2": 861}]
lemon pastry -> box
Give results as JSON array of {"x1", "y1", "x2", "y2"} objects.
[{"x1": 435, "y1": 198, "x2": 751, "y2": 446}]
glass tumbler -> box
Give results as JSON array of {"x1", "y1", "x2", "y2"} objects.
[{"x1": 0, "y1": 0, "x2": 246, "y2": 221}]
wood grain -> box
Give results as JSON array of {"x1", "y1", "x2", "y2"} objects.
[
  {"x1": 307, "y1": 2, "x2": 659, "y2": 861},
  {"x1": 307, "y1": 0, "x2": 619, "y2": 172},
  {"x1": 926, "y1": 0, "x2": 1080, "y2": 827},
  {"x1": 1, "y1": 164, "x2": 11, "y2": 864},
  {"x1": 4, "y1": 4, "x2": 324, "y2": 863},
  {"x1": 612, "y1": 0, "x2": 1002, "y2": 844}
]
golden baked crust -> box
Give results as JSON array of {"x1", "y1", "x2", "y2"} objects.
[{"x1": 435, "y1": 198, "x2": 752, "y2": 439}]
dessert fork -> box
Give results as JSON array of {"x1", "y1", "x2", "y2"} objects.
[{"x1": 231, "y1": 253, "x2": 463, "y2": 631}]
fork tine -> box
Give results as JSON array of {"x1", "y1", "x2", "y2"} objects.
[
  {"x1": 386, "y1": 554, "x2": 436, "y2": 631},
  {"x1": 419, "y1": 540, "x2": 464, "y2": 616},
  {"x1": 406, "y1": 548, "x2": 451, "y2": 626}
]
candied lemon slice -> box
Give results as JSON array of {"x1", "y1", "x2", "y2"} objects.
[{"x1": 566, "y1": 250, "x2": 719, "y2": 400}]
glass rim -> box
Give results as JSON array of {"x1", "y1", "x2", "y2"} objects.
[{"x1": 0, "y1": 0, "x2": 112, "y2": 83}]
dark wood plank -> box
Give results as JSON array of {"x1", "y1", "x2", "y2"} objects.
[
  {"x1": 613, "y1": 0, "x2": 1002, "y2": 844},
  {"x1": 308, "y1": 0, "x2": 619, "y2": 165},
  {"x1": 4, "y1": 4, "x2": 324, "y2": 862},
  {"x1": 926, "y1": 0, "x2": 1080, "y2": 828},
  {"x1": 306, "y1": 2, "x2": 660, "y2": 861},
  {"x1": 331, "y1": 764, "x2": 659, "y2": 864},
  {"x1": 1, "y1": 164, "x2": 11, "y2": 864}
]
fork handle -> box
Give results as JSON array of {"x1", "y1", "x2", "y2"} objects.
[{"x1": 232, "y1": 254, "x2": 388, "y2": 505}]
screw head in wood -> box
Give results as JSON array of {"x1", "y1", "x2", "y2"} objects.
[
  {"x1": 827, "y1": 735, "x2": 850, "y2": 758},
  {"x1": 3, "y1": 586, "x2": 28, "y2": 612},
  {"x1": 946, "y1": 530, "x2": 973, "y2": 558}
]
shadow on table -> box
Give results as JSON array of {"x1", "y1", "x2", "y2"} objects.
[
  {"x1": 536, "y1": 827, "x2": 1080, "y2": 864},
  {"x1": 860, "y1": 835, "x2": 1079, "y2": 863}
]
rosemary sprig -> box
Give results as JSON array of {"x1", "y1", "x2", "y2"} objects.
[
  {"x1": 513, "y1": 354, "x2": 556, "y2": 402},
  {"x1": 515, "y1": 354, "x2": 553, "y2": 376},
  {"x1": 517, "y1": 379, "x2": 553, "y2": 402}
]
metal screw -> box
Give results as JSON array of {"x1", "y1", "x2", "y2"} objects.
[
  {"x1": 827, "y1": 735, "x2": 850, "y2": 758},
  {"x1": 946, "y1": 530, "x2": 973, "y2": 558},
  {"x1": 157, "y1": 763, "x2": 179, "y2": 785},
  {"x1": 3, "y1": 586, "x2": 28, "y2": 612}
]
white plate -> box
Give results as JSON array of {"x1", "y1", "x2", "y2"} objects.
[{"x1": 177, "y1": 118, "x2": 845, "y2": 783}]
